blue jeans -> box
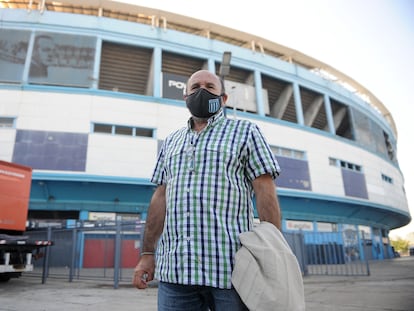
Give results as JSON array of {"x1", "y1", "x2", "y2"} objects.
[{"x1": 158, "y1": 282, "x2": 249, "y2": 311}]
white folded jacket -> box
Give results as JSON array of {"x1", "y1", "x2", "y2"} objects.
[{"x1": 232, "y1": 222, "x2": 305, "y2": 311}]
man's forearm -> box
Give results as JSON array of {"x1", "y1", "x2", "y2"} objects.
[
  {"x1": 257, "y1": 197, "x2": 281, "y2": 229},
  {"x1": 253, "y1": 175, "x2": 282, "y2": 229},
  {"x1": 141, "y1": 185, "x2": 166, "y2": 252}
]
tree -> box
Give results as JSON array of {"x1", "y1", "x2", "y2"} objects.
[{"x1": 390, "y1": 237, "x2": 410, "y2": 254}]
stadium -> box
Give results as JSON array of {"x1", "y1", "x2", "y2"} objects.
[{"x1": 0, "y1": 0, "x2": 411, "y2": 263}]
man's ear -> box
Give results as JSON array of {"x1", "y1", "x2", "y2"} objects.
[{"x1": 221, "y1": 93, "x2": 228, "y2": 104}]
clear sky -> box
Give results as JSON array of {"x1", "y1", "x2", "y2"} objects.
[{"x1": 118, "y1": 0, "x2": 414, "y2": 238}]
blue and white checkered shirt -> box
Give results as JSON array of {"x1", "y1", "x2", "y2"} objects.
[{"x1": 151, "y1": 110, "x2": 280, "y2": 289}]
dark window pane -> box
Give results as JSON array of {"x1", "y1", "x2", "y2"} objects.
[
  {"x1": 0, "y1": 117, "x2": 14, "y2": 128},
  {"x1": 115, "y1": 126, "x2": 133, "y2": 136},
  {"x1": 94, "y1": 124, "x2": 112, "y2": 133},
  {"x1": 135, "y1": 127, "x2": 153, "y2": 137}
]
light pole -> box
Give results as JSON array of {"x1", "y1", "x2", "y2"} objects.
[
  {"x1": 219, "y1": 51, "x2": 232, "y2": 80},
  {"x1": 219, "y1": 51, "x2": 232, "y2": 116}
]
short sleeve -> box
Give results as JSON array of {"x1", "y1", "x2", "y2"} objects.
[
  {"x1": 245, "y1": 123, "x2": 280, "y2": 181},
  {"x1": 150, "y1": 141, "x2": 167, "y2": 185}
]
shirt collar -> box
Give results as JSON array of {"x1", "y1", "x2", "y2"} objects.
[{"x1": 187, "y1": 109, "x2": 225, "y2": 130}]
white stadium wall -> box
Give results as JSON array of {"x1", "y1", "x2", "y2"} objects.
[{"x1": 0, "y1": 1, "x2": 411, "y2": 255}]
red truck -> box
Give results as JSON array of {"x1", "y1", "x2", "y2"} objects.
[{"x1": 0, "y1": 160, "x2": 52, "y2": 282}]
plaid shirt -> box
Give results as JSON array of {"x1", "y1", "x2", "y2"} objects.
[{"x1": 151, "y1": 110, "x2": 280, "y2": 289}]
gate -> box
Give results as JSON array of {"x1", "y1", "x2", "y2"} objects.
[
  {"x1": 298, "y1": 230, "x2": 370, "y2": 276},
  {"x1": 25, "y1": 222, "x2": 370, "y2": 287}
]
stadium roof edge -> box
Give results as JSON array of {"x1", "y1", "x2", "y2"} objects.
[{"x1": 0, "y1": 0, "x2": 397, "y2": 137}]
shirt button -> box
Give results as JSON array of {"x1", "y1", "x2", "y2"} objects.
[
  {"x1": 186, "y1": 188, "x2": 190, "y2": 192},
  {"x1": 187, "y1": 237, "x2": 191, "y2": 241},
  {"x1": 187, "y1": 212, "x2": 190, "y2": 217}
]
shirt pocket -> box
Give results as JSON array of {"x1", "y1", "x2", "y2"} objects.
[
  {"x1": 204, "y1": 144, "x2": 240, "y2": 176},
  {"x1": 164, "y1": 149, "x2": 185, "y2": 182}
]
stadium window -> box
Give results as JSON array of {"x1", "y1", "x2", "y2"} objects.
[
  {"x1": 99, "y1": 42, "x2": 153, "y2": 95},
  {"x1": 261, "y1": 74, "x2": 297, "y2": 124},
  {"x1": 92, "y1": 123, "x2": 154, "y2": 138},
  {"x1": 135, "y1": 127, "x2": 154, "y2": 138},
  {"x1": 299, "y1": 87, "x2": 328, "y2": 132},
  {"x1": 93, "y1": 123, "x2": 113, "y2": 134},
  {"x1": 0, "y1": 117, "x2": 15, "y2": 128},
  {"x1": 292, "y1": 150, "x2": 305, "y2": 159},
  {"x1": 331, "y1": 157, "x2": 363, "y2": 173},
  {"x1": 270, "y1": 146, "x2": 280, "y2": 155},
  {"x1": 329, "y1": 157, "x2": 338, "y2": 167},
  {"x1": 383, "y1": 131, "x2": 395, "y2": 161},
  {"x1": 281, "y1": 147, "x2": 291, "y2": 157},
  {"x1": 270, "y1": 145, "x2": 305, "y2": 160},
  {"x1": 330, "y1": 99, "x2": 354, "y2": 140},
  {"x1": 115, "y1": 125, "x2": 133, "y2": 136},
  {"x1": 381, "y1": 173, "x2": 393, "y2": 184}
]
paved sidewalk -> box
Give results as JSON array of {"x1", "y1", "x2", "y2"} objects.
[
  {"x1": 1, "y1": 257, "x2": 413, "y2": 311},
  {"x1": 303, "y1": 256, "x2": 414, "y2": 311}
]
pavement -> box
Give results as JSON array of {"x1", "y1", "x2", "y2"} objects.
[{"x1": 1, "y1": 256, "x2": 414, "y2": 311}]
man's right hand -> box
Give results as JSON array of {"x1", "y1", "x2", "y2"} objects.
[{"x1": 132, "y1": 254, "x2": 156, "y2": 289}]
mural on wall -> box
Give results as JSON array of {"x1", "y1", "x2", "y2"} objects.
[
  {"x1": 28, "y1": 32, "x2": 96, "y2": 87},
  {"x1": 0, "y1": 29, "x2": 96, "y2": 87},
  {"x1": 0, "y1": 29, "x2": 30, "y2": 82}
]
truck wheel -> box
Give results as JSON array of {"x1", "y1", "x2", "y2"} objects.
[{"x1": 0, "y1": 274, "x2": 11, "y2": 282}]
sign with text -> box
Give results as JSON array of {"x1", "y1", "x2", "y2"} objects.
[{"x1": 162, "y1": 72, "x2": 188, "y2": 100}]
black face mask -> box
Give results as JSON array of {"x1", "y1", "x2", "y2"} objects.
[{"x1": 185, "y1": 88, "x2": 222, "y2": 118}]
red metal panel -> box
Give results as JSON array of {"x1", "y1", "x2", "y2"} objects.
[
  {"x1": 83, "y1": 239, "x2": 139, "y2": 268},
  {"x1": 83, "y1": 239, "x2": 115, "y2": 268},
  {"x1": 0, "y1": 161, "x2": 32, "y2": 231},
  {"x1": 121, "y1": 240, "x2": 139, "y2": 268}
]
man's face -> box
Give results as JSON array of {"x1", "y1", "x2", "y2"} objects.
[
  {"x1": 187, "y1": 70, "x2": 222, "y2": 97},
  {"x1": 36, "y1": 37, "x2": 55, "y2": 66}
]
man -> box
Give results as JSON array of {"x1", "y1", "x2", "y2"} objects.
[
  {"x1": 29, "y1": 35, "x2": 56, "y2": 78},
  {"x1": 133, "y1": 69, "x2": 281, "y2": 310}
]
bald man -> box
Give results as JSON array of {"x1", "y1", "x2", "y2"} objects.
[{"x1": 133, "y1": 70, "x2": 281, "y2": 310}]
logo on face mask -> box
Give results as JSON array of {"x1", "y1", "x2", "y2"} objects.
[
  {"x1": 208, "y1": 98, "x2": 221, "y2": 113},
  {"x1": 186, "y1": 88, "x2": 222, "y2": 118}
]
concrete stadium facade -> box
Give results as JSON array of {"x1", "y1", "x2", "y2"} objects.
[{"x1": 0, "y1": 0, "x2": 410, "y2": 260}]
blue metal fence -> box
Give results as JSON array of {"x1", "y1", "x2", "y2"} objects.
[{"x1": 25, "y1": 222, "x2": 371, "y2": 288}]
